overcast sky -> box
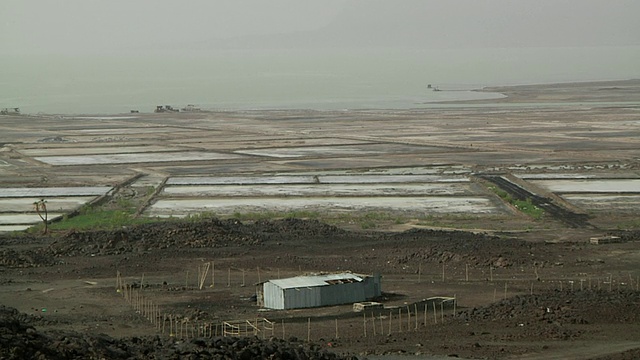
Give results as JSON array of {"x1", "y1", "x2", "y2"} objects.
[{"x1": 2, "y1": 0, "x2": 639, "y2": 55}]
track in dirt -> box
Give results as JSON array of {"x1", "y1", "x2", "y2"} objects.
[{"x1": 480, "y1": 175, "x2": 593, "y2": 229}]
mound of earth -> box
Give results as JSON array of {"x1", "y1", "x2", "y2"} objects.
[
  {"x1": 451, "y1": 290, "x2": 640, "y2": 344},
  {"x1": 0, "y1": 218, "x2": 587, "y2": 272}
]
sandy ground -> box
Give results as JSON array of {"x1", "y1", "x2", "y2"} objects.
[{"x1": 1, "y1": 80, "x2": 640, "y2": 359}]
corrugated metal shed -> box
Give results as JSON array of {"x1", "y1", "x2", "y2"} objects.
[{"x1": 261, "y1": 273, "x2": 381, "y2": 310}]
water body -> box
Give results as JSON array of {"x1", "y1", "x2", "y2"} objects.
[{"x1": 1, "y1": 46, "x2": 639, "y2": 114}]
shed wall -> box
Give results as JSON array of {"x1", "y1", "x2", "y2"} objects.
[
  {"x1": 263, "y1": 281, "x2": 285, "y2": 309},
  {"x1": 283, "y1": 287, "x2": 322, "y2": 309}
]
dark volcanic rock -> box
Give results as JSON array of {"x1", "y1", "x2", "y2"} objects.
[
  {"x1": 0, "y1": 218, "x2": 552, "y2": 269},
  {"x1": 0, "y1": 305, "x2": 346, "y2": 360}
]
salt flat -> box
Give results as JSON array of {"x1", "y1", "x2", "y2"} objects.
[
  {"x1": 0, "y1": 187, "x2": 111, "y2": 198},
  {"x1": 167, "y1": 176, "x2": 316, "y2": 185},
  {"x1": 0, "y1": 213, "x2": 64, "y2": 225},
  {"x1": 1, "y1": 80, "x2": 639, "y2": 230},
  {"x1": 162, "y1": 183, "x2": 474, "y2": 197},
  {"x1": 34, "y1": 151, "x2": 244, "y2": 166},
  {"x1": 0, "y1": 197, "x2": 95, "y2": 212},
  {"x1": 562, "y1": 194, "x2": 640, "y2": 212},
  {"x1": 531, "y1": 179, "x2": 640, "y2": 193},
  {"x1": 147, "y1": 196, "x2": 502, "y2": 216},
  {"x1": 19, "y1": 146, "x2": 186, "y2": 157}
]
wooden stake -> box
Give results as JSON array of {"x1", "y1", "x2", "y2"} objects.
[
  {"x1": 424, "y1": 304, "x2": 427, "y2": 328},
  {"x1": 398, "y1": 308, "x2": 402, "y2": 332},
  {"x1": 440, "y1": 302, "x2": 444, "y2": 323},
  {"x1": 490, "y1": 266, "x2": 493, "y2": 282},
  {"x1": 609, "y1": 274, "x2": 613, "y2": 291},
  {"x1": 211, "y1": 261, "x2": 215, "y2": 288},
  {"x1": 242, "y1": 269, "x2": 245, "y2": 287},
  {"x1": 406, "y1": 305, "x2": 411, "y2": 331},
  {"x1": 466, "y1": 264, "x2": 469, "y2": 282},
  {"x1": 199, "y1": 262, "x2": 210, "y2": 290},
  {"x1": 453, "y1": 295, "x2": 457, "y2": 316},
  {"x1": 418, "y1": 263, "x2": 421, "y2": 282},
  {"x1": 388, "y1": 311, "x2": 392, "y2": 335},
  {"x1": 433, "y1": 302, "x2": 437, "y2": 324},
  {"x1": 335, "y1": 318, "x2": 339, "y2": 339},
  {"x1": 372, "y1": 312, "x2": 376, "y2": 336},
  {"x1": 414, "y1": 304, "x2": 418, "y2": 330},
  {"x1": 363, "y1": 312, "x2": 367, "y2": 337},
  {"x1": 282, "y1": 319, "x2": 285, "y2": 339}
]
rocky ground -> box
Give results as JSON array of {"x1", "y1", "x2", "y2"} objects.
[
  {"x1": 1, "y1": 219, "x2": 640, "y2": 359},
  {"x1": 0, "y1": 305, "x2": 351, "y2": 360}
]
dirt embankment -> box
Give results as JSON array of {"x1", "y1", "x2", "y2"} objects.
[{"x1": 2, "y1": 218, "x2": 639, "y2": 271}]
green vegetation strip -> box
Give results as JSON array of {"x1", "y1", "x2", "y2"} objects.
[{"x1": 488, "y1": 186, "x2": 544, "y2": 220}]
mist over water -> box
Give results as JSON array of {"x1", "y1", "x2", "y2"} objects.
[{"x1": 2, "y1": 46, "x2": 639, "y2": 114}]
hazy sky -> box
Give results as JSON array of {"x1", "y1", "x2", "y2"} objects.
[{"x1": 2, "y1": 0, "x2": 639, "y2": 55}]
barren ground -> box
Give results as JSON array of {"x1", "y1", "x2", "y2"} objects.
[{"x1": 1, "y1": 80, "x2": 640, "y2": 359}]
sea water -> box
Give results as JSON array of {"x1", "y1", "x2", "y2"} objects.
[{"x1": 1, "y1": 46, "x2": 639, "y2": 114}]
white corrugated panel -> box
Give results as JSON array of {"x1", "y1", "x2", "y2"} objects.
[
  {"x1": 263, "y1": 282, "x2": 285, "y2": 309},
  {"x1": 269, "y1": 273, "x2": 363, "y2": 289}
]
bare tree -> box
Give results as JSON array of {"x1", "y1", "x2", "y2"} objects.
[{"x1": 33, "y1": 199, "x2": 48, "y2": 234}]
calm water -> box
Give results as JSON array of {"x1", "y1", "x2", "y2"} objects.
[{"x1": 1, "y1": 46, "x2": 639, "y2": 114}]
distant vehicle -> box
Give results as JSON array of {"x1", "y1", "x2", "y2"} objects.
[
  {"x1": 0, "y1": 107, "x2": 20, "y2": 115},
  {"x1": 154, "y1": 105, "x2": 179, "y2": 113},
  {"x1": 181, "y1": 104, "x2": 201, "y2": 112}
]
